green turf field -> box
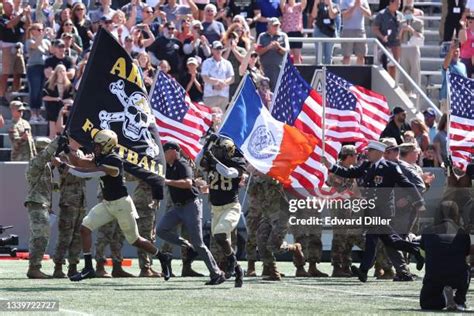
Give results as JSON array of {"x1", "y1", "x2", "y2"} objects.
[{"x1": 0, "y1": 260, "x2": 465, "y2": 315}]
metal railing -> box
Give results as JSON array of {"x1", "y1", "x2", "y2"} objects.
[{"x1": 288, "y1": 35, "x2": 441, "y2": 116}]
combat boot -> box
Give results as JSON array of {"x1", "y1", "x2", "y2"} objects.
[
  {"x1": 295, "y1": 265, "x2": 311, "y2": 277},
  {"x1": 139, "y1": 267, "x2": 161, "y2": 277},
  {"x1": 308, "y1": 262, "x2": 329, "y2": 277},
  {"x1": 181, "y1": 262, "x2": 204, "y2": 277},
  {"x1": 262, "y1": 263, "x2": 285, "y2": 277},
  {"x1": 377, "y1": 268, "x2": 395, "y2": 280},
  {"x1": 373, "y1": 262, "x2": 384, "y2": 278},
  {"x1": 288, "y1": 243, "x2": 305, "y2": 268},
  {"x1": 246, "y1": 260, "x2": 257, "y2": 277},
  {"x1": 67, "y1": 264, "x2": 78, "y2": 278},
  {"x1": 331, "y1": 264, "x2": 352, "y2": 277},
  {"x1": 262, "y1": 262, "x2": 282, "y2": 281},
  {"x1": 342, "y1": 264, "x2": 353, "y2": 277},
  {"x1": 27, "y1": 266, "x2": 52, "y2": 279},
  {"x1": 112, "y1": 261, "x2": 135, "y2": 277},
  {"x1": 95, "y1": 261, "x2": 112, "y2": 278},
  {"x1": 53, "y1": 263, "x2": 66, "y2": 278}
]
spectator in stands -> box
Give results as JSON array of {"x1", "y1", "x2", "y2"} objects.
[
  {"x1": 90, "y1": 0, "x2": 116, "y2": 31},
  {"x1": 121, "y1": 0, "x2": 146, "y2": 24},
  {"x1": 380, "y1": 106, "x2": 411, "y2": 145},
  {"x1": 54, "y1": 8, "x2": 72, "y2": 33},
  {"x1": 136, "y1": 51, "x2": 156, "y2": 92},
  {"x1": 227, "y1": 22, "x2": 252, "y2": 51},
  {"x1": 129, "y1": 25, "x2": 156, "y2": 57},
  {"x1": 26, "y1": 23, "x2": 50, "y2": 123},
  {"x1": 440, "y1": 40, "x2": 467, "y2": 113},
  {"x1": 147, "y1": 21, "x2": 183, "y2": 77},
  {"x1": 442, "y1": 0, "x2": 466, "y2": 41},
  {"x1": 223, "y1": 29, "x2": 247, "y2": 96},
  {"x1": 240, "y1": 48, "x2": 266, "y2": 82},
  {"x1": 133, "y1": 5, "x2": 162, "y2": 37},
  {"x1": 62, "y1": 33, "x2": 81, "y2": 64},
  {"x1": 410, "y1": 118, "x2": 430, "y2": 152},
  {"x1": 0, "y1": 0, "x2": 31, "y2": 107},
  {"x1": 280, "y1": 0, "x2": 306, "y2": 64},
  {"x1": 373, "y1": 0, "x2": 403, "y2": 79},
  {"x1": 71, "y1": 3, "x2": 93, "y2": 52},
  {"x1": 215, "y1": 0, "x2": 231, "y2": 26},
  {"x1": 202, "y1": 4, "x2": 226, "y2": 43},
  {"x1": 8, "y1": 100, "x2": 36, "y2": 161},
  {"x1": 44, "y1": 39, "x2": 76, "y2": 80},
  {"x1": 179, "y1": 57, "x2": 204, "y2": 102},
  {"x1": 341, "y1": 0, "x2": 371, "y2": 65},
  {"x1": 423, "y1": 108, "x2": 438, "y2": 143},
  {"x1": 183, "y1": 20, "x2": 212, "y2": 63},
  {"x1": 433, "y1": 113, "x2": 448, "y2": 164},
  {"x1": 311, "y1": 0, "x2": 339, "y2": 65},
  {"x1": 0, "y1": 114, "x2": 4, "y2": 129},
  {"x1": 123, "y1": 35, "x2": 134, "y2": 55},
  {"x1": 110, "y1": 10, "x2": 133, "y2": 44},
  {"x1": 253, "y1": 0, "x2": 282, "y2": 37},
  {"x1": 33, "y1": 0, "x2": 57, "y2": 29},
  {"x1": 421, "y1": 144, "x2": 441, "y2": 168},
  {"x1": 177, "y1": 16, "x2": 193, "y2": 43},
  {"x1": 420, "y1": 201, "x2": 470, "y2": 311},
  {"x1": 256, "y1": 18, "x2": 289, "y2": 90},
  {"x1": 403, "y1": 130, "x2": 416, "y2": 144},
  {"x1": 159, "y1": 59, "x2": 172, "y2": 74},
  {"x1": 459, "y1": 13, "x2": 474, "y2": 78},
  {"x1": 399, "y1": 5, "x2": 424, "y2": 98},
  {"x1": 201, "y1": 40, "x2": 234, "y2": 111},
  {"x1": 43, "y1": 64, "x2": 74, "y2": 139},
  {"x1": 57, "y1": 19, "x2": 83, "y2": 50},
  {"x1": 232, "y1": 15, "x2": 253, "y2": 41},
  {"x1": 160, "y1": 0, "x2": 198, "y2": 28},
  {"x1": 228, "y1": 0, "x2": 255, "y2": 28}
]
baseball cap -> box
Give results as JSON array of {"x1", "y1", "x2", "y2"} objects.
[
  {"x1": 398, "y1": 142, "x2": 419, "y2": 154},
  {"x1": 100, "y1": 15, "x2": 113, "y2": 22},
  {"x1": 423, "y1": 108, "x2": 436, "y2": 118},
  {"x1": 268, "y1": 17, "x2": 281, "y2": 25},
  {"x1": 392, "y1": 107, "x2": 406, "y2": 115},
  {"x1": 187, "y1": 57, "x2": 199, "y2": 65},
  {"x1": 10, "y1": 100, "x2": 26, "y2": 111},
  {"x1": 61, "y1": 32, "x2": 74, "y2": 39},
  {"x1": 191, "y1": 20, "x2": 203, "y2": 30},
  {"x1": 164, "y1": 21, "x2": 176, "y2": 29},
  {"x1": 163, "y1": 141, "x2": 180, "y2": 152},
  {"x1": 380, "y1": 138, "x2": 399, "y2": 151},
  {"x1": 340, "y1": 145, "x2": 357, "y2": 156},
  {"x1": 211, "y1": 41, "x2": 223, "y2": 50},
  {"x1": 53, "y1": 39, "x2": 66, "y2": 47},
  {"x1": 367, "y1": 140, "x2": 387, "y2": 152}
]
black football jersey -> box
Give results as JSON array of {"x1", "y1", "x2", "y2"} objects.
[
  {"x1": 208, "y1": 156, "x2": 246, "y2": 206},
  {"x1": 96, "y1": 153, "x2": 128, "y2": 201}
]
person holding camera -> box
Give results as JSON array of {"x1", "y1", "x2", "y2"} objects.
[
  {"x1": 42, "y1": 64, "x2": 74, "y2": 139},
  {"x1": 8, "y1": 101, "x2": 37, "y2": 161}
]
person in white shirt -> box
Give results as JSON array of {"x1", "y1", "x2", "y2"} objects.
[{"x1": 201, "y1": 41, "x2": 235, "y2": 112}]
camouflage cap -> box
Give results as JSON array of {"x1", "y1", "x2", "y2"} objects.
[
  {"x1": 35, "y1": 137, "x2": 52, "y2": 150},
  {"x1": 340, "y1": 145, "x2": 357, "y2": 156},
  {"x1": 10, "y1": 100, "x2": 26, "y2": 111}
]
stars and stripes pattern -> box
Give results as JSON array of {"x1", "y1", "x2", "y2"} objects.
[
  {"x1": 149, "y1": 71, "x2": 213, "y2": 160},
  {"x1": 326, "y1": 72, "x2": 391, "y2": 149},
  {"x1": 272, "y1": 61, "x2": 342, "y2": 198},
  {"x1": 448, "y1": 73, "x2": 474, "y2": 171}
]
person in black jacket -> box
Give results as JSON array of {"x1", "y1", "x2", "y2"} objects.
[
  {"x1": 380, "y1": 107, "x2": 411, "y2": 144},
  {"x1": 420, "y1": 201, "x2": 471, "y2": 311}
]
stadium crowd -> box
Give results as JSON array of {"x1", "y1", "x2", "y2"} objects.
[{"x1": 1, "y1": 0, "x2": 474, "y2": 311}]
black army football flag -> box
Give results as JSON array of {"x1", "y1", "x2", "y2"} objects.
[{"x1": 67, "y1": 28, "x2": 165, "y2": 199}]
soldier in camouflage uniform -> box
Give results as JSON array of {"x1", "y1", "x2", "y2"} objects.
[
  {"x1": 327, "y1": 145, "x2": 363, "y2": 277},
  {"x1": 52, "y1": 150, "x2": 88, "y2": 278},
  {"x1": 255, "y1": 173, "x2": 305, "y2": 281},
  {"x1": 24, "y1": 136, "x2": 59, "y2": 279},
  {"x1": 132, "y1": 179, "x2": 161, "y2": 277},
  {"x1": 8, "y1": 101, "x2": 36, "y2": 161},
  {"x1": 245, "y1": 174, "x2": 262, "y2": 276},
  {"x1": 94, "y1": 188, "x2": 134, "y2": 278}
]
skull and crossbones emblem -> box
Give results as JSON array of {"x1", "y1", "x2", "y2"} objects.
[{"x1": 99, "y1": 79, "x2": 159, "y2": 157}]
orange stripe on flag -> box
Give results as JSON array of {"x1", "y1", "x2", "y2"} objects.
[{"x1": 268, "y1": 125, "x2": 318, "y2": 185}]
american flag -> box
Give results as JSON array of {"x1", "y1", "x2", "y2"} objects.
[
  {"x1": 272, "y1": 61, "x2": 342, "y2": 197},
  {"x1": 149, "y1": 71, "x2": 213, "y2": 160},
  {"x1": 326, "y1": 72, "x2": 391, "y2": 148},
  {"x1": 448, "y1": 73, "x2": 474, "y2": 171}
]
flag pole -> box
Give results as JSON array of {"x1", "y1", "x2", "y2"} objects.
[
  {"x1": 269, "y1": 52, "x2": 289, "y2": 113},
  {"x1": 321, "y1": 66, "x2": 327, "y2": 159},
  {"x1": 217, "y1": 72, "x2": 248, "y2": 134},
  {"x1": 446, "y1": 70, "x2": 452, "y2": 177}
]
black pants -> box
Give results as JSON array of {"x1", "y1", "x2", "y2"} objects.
[
  {"x1": 443, "y1": 16, "x2": 462, "y2": 42},
  {"x1": 360, "y1": 225, "x2": 420, "y2": 272},
  {"x1": 420, "y1": 273, "x2": 470, "y2": 310}
]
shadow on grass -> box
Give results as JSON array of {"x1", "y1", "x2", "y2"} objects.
[
  {"x1": 384, "y1": 308, "x2": 474, "y2": 313},
  {"x1": 114, "y1": 287, "x2": 230, "y2": 291}
]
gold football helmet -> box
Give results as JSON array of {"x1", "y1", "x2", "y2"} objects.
[
  {"x1": 93, "y1": 130, "x2": 118, "y2": 155},
  {"x1": 211, "y1": 137, "x2": 236, "y2": 160}
]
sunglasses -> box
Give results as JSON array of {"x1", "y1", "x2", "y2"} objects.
[
  {"x1": 144, "y1": 10, "x2": 153, "y2": 13},
  {"x1": 76, "y1": 7, "x2": 85, "y2": 10},
  {"x1": 64, "y1": 23, "x2": 73, "y2": 26}
]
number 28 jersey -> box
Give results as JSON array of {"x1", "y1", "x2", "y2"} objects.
[{"x1": 208, "y1": 157, "x2": 245, "y2": 206}]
